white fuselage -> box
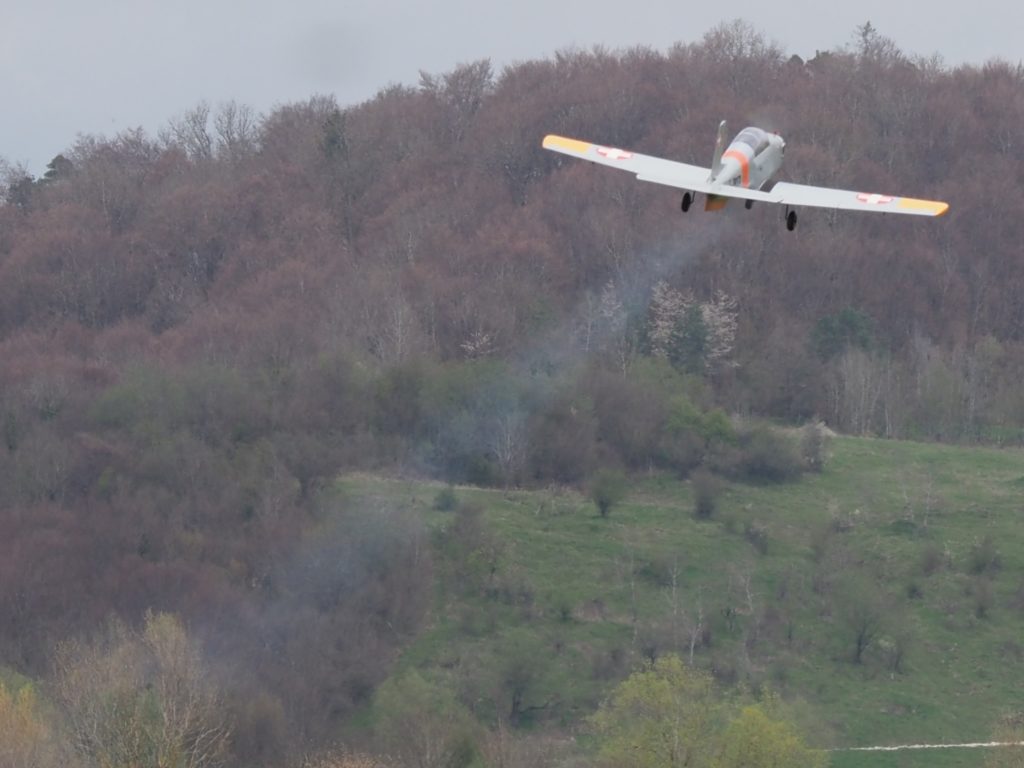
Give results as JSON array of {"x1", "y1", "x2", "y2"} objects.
[{"x1": 714, "y1": 127, "x2": 786, "y2": 190}]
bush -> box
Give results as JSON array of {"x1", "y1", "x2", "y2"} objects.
[
  {"x1": 800, "y1": 421, "x2": 830, "y2": 472},
  {"x1": 920, "y1": 543, "x2": 945, "y2": 575},
  {"x1": 973, "y1": 577, "x2": 995, "y2": 619},
  {"x1": 637, "y1": 554, "x2": 675, "y2": 587},
  {"x1": 744, "y1": 520, "x2": 769, "y2": 555},
  {"x1": 528, "y1": 393, "x2": 598, "y2": 484},
  {"x1": 550, "y1": 593, "x2": 574, "y2": 622},
  {"x1": 589, "y1": 469, "x2": 627, "y2": 518},
  {"x1": 434, "y1": 485, "x2": 458, "y2": 511},
  {"x1": 734, "y1": 423, "x2": 803, "y2": 483},
  {"x1": 691, "y1": 469, "x2": 722, "y2": 520},
  {"x1": 968, "y1": 535, "x2": 1001, "y2": 575}
]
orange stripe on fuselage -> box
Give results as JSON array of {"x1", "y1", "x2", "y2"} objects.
[{"x1": 722, "y1": 149, "x2": 750, "y2": 187}]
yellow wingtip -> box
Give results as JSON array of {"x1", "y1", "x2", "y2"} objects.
[
  {"x1": 542, "y1": 134, "x2": 593, "y2": 155},
  {"x1": 898, "y1": 198, "x2": 950, "y2": 217}
]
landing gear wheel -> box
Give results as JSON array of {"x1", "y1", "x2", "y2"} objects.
[
  {"x1": 681, "y1": 192, "x2": 693, "y2": 212},
  {"x1": 786, "y1": 209, "x2": 798, "y2": 231},
  {"x1": 744, "y1": 199, "x2": 754, "y2": 210}
]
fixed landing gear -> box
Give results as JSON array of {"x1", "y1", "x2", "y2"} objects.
[
  {"x1": 785, "y1": 208, "x2": 798, "y2": 231},
  {"x1": 744, "y1": 199, "x2": 754, "y2": 210},
  {"x1": 681, "y1": 192, "x2": 693, "y2": 212}
]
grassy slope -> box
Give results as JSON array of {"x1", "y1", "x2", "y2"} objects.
[{"x1": 338, "y1": 436, "x2": 1024, "y2": 767}]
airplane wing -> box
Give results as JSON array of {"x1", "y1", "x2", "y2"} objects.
[
  {"x1": 542, "y1": 134, "x2": 949, "y2": 216},
  {"x1": 768, "y1": 181, "x2": 948, "y2": 217},
  {"x1": 542, "y1": 133, "x2": 758, "y2": 199},
  {"x1": 543, "y1": 133, "x2": 711, "y2": 186}
]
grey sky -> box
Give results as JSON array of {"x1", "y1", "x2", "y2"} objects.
[{"x1": 3, "y1": 0, "x2": 1021, "y2": 174}]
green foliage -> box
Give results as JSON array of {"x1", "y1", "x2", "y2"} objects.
[
  {"x1": 90, "y1": 363, "x2": 258, "y2": 445},
  {"x1": 666, "y1": 394, "x2": 732, "y2": 446},
  {"x1": 350, "y1": 434, "x2": 1024, "y2": 768},
  {"x1": 590, "y1": 658, "x2": 822, "y2": 768},
  {"x1": 714, "y1": 705, "x2": 825, "y2": 768},
  {"x1": 589, "y1": 469, "x2": 627, "y2": 517},
  {"x1": 493, "y1": 628, "x2": 554, "y2": 726},
  {"x1": 701, "y1": 409, "x2": 737, "y2": 448},
  {"x1": 442, "y1": 501, "x2": 504, "y2": 597},
  {"x1": 434, "y1": 484, "x2": 458, "y2": 511},
  {"x1": 0, "y1": 680, "x2": 61, "y2": 767},
  {"x1": 373, "y1": 362, "x2": 428, "y2": 439},
  {"x1": 419, "y1": 359, "x2": 528, "y2": 485},
  {"x1": 731, "y1": 423, "x2": 803, "y2": 483},
  {"x1": 595, "y1": 359, "x2": 718, "y2": 468},
  {"x1": 837, "y1": 575, "x2": 888, "y2": 664},
  {"x1": 529, "y1": 390, "x2": 598, "y2": 484},
  {"x1": 691, "y1": 468, "x2": 722, "y2": 520},
  {"x1": 812, "y1": 308, "x2": 874, "y2": 360},
  {"x1": 590, "y1": 655, "x2": 720, "y2": 768},
  {"x1": 670, "y1": 304, "x2": 710, "y2": 375},
  {"x1": 53, "y1": 611, "x2": 229, "y2": 768},
  {"x1": 372, "y1": 671, "x2": 479, "y2": 768},
  {"x1": 41, "y1": 154, "x2": 73, "y2": 184}
]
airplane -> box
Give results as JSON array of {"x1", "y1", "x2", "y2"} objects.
[{"x1": 542, "y1": 122, "x2": 949, "y2": 230}]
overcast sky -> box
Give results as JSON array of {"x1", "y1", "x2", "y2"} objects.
[{"x1": 3, "y1": 0, "x2": 1021, "y2": 174}]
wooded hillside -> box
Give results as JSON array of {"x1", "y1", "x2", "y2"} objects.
[{"x1": 2, "y1": 20, "x2": 1023, "y2": 767}]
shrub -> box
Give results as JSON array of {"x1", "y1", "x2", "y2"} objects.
[
  {"x1": 733, "y1": 423, "x2": 803, "y2": 483},
  {"x1": 968, "y1": 535, "x2": 1001, "y2": 575},
  {"x1": 744, "y1": 520, "x2": 770, "y2": 555},
  {"x1": 553, "y1": 594, "x2": 573, "y2": 622},
  {"x1": 921, "y1": 543, "x2": 945, "y2": 575},
  {"x1": 434, "y1": 485, "x2": 458, "y2": 511},
  {"x1": 691, "y1": 469, "x2": 722, "y2": 520},
  {"x1": 528, "y1": 393, "x2": 597, "y2": 484},
  {"x1": 589, "y1": 469, "x2": 627, "y2": 518},
  {"x1": 637, "y1": 554, "x2": 675, "y2": 587},
  {"x1": 800, "y1": 421, "x2": 830, "y2": 472}
]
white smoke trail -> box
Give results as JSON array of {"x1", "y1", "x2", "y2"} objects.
[{"x1": 832, "y1": 741, "x2": 1024, "y2": 752}]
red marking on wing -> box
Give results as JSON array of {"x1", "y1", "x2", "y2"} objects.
[
  {"x1": 596, "y1": 146, "x2": 633, "y2": 160},
  {"x1": 856, "y1": 193, "x2": 895, "y2": 205}
]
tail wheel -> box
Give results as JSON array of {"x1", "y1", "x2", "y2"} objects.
[
  {"x1": 786, "y1": 209, "x2": 798, "y2": 231},
  {"x1": 681, "y1": 192, "x2": 693, "y2": 212}
]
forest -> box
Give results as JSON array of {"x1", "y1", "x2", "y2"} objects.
[{"x1": 2, "y1": 19, "x2": 1024, "y2": 767}]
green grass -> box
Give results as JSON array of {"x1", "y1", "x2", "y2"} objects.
[{"x1": 337, "y1": 435, "x2": 1024, "y2": 767}]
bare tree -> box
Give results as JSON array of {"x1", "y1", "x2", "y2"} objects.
[
  {"x1": 648, "y1": 280, "x2": 691, "y2": 359},
  {"x1": 839, "y1": 578, "x2": 887, "y2": 665},
  {"x1": 162, "y1": 102, "x2": 214, "y2": 161},
  {"x1": 213, "y1": 101, "x2": 257, "y2": 163},
  {"x1": 52, "y1": 612, "x2": 230, "y2": 768},
  {"x1": 490, "y1": 408, "x2": 527, "y2": 486}
]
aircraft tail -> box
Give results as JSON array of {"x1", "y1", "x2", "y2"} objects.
[{"x1": 709, "y1": 120, "x2": 728, "y2": 181}]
